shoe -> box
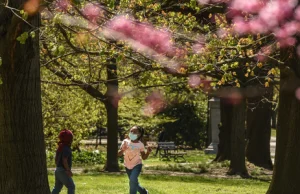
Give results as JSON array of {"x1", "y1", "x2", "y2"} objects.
[{"x1": 145, "y1": 189, "x2": 149, "y2": 194}]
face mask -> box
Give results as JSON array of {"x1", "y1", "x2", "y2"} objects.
[{"x1": 129, "y1": 132, "x2": 138, "y2": 141}]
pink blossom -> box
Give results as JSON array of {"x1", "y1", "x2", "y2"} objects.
[
  {"x1": 249, "y1": 19, "x2": 267, "y2": 33},
  {"x1": 106, "y1": 15, "x2": 174, "y2": 55},
  {"x1": 135, "y1": 25, "x2": 173, "y2": 55},
  {"x1": 258, "y1": 0, "x2": 296, "y2": 27},
  {"x1": 211, "y1": 0, "x2": 229, "y2": 3},
  {"x1": 212, "y1": 0, "x2": 300, "y2": 49},
  {"x1": 197, "y1": 0, "x2": 210, "y2": 5},
  {"x1": 188, "y1": 75, "x2": 202, "y2": 88},
  {"x1": 256, "y1": 46, "x2": 272, "y2": 61},
  {"x1": 296, "y1": 46, "x2": 300, "y2": 57},
  {"x1": 231, "y1": 0, "x2": 264, "y2": 13},
  {"x1": 174, "y1": 48, "x2": 187, "y2": 58},
  {"x1": 226, "y1": 8, "x2": 243, "y2": 18},
  {"x1": 282, "y1": 21, "x2": 300, "y2": 36},
  {"x1": 143, "y1": 91, "x2": 166, "y2": 116},
  {"x1": 233, "y1": 17, "x2": 250, "y2": 34},
  {"x1": 294, "y1": 6, "x2": 300, "y2": 20},
  {"x1": 82, "y1": 3, "x2": 103, "y2": 23},
  {"x1": 295, "y1": 88, "x2": 300, "y2": 100},
  {"x1": 274, "y1": 28, "x2": 289, "y2": 39},
  {"x1": 278, "y1": 37, "x2": 297, "y2": 47},
  {"x1": 223, "y1": 90, "x2": 243, "y2": 105},
  {"x1": 274, "y1": 22, "x2": 300, "y2": 39},
  {"x1": 217, "y1": 28, "x2": 229, "y2": 39},
  {"x1": 55, "y1": 0, "x2": 70, "y2": 11},
  {"x1": 106, "y1": 15, "x2": 135, "y2": 38},
  {"x1": 192, "y1": 43, "x2": 205, "y2": 54}
]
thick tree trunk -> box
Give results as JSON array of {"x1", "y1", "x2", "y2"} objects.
[
  {"x1": 228, "y1": 99, "x2": 248, "y2": 177},
  {"x1": 104, "y1": 57, "x2": 120, "y2": 172},
  {"x1": 246, "y1": 92, "x2": 273, "y2": 170},
  {"x1": 214, "y1": 98, "x2": 232, "y2": 162},
  {"x1": 0, "y1": 2, "x2": 49, "y2": 193},
  {"x1": 267, "y1": 49, "x2": 300, "y2": 193}
]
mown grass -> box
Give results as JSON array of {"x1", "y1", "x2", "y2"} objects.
[
  {"x1": 271, "y1": 128, "x2": 276, "y2": 137},
  {"x1": 78, "y1": 150, "x2": 219, "y2": 174},
  {"x1": 48, "y1": 148, "x2": 272, "y2": 193},
  {"x1": 48, "y1": 173, "x2": 269, "y2": 194}
]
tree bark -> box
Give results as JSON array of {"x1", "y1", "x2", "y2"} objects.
[
  {"x1": 228, "y1": 98, "x2": 249, "y2": 177},
  {"x1": 267, "y1": 48, "x2": 300, "y2": 193},
  {"x1": 214, "y1": 98, "x2": 232, "y2": 162},
  {"x1": 104, "y1": 57, "x2": 120, "y2": 172},
  {"x1": 246, "y1": 91, "x2": 273, "y2": 170},
  {"x1": 0, "y1": 2, "x2": 49, "y2": 193}
]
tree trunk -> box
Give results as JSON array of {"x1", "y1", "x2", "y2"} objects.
[
  {"x1": 0, "y1": 2, "x2": 50, "y2": 193},
  {"x1": 214, "y1": 98, "x2": 232, "y2": 162},
  {"x1": 246, "y1": 92, "x2": 273, "y2": 170},
  {"x1": 104, "y1": 57, "x2": 120, "y2": 172},
  {"x1": 228, "y1": 98, "x2": 248, "y2": 177},
  {"x1": 267, "y1": 48, "x2": 300, "y2": 193}
]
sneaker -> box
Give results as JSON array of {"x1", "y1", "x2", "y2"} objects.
[{"x1": 145, "y1": 189, "x2": 149, "y2": 194}]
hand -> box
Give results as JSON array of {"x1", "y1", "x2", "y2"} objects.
[
  {"x1": 121, "y1": 142, "x2": 128, "y2": 151},
  {"x1": 147, "y1": 146, "x2": 152, "y2": 153},
  {"x1": 66, "y1": 170, "x2": 73, "y2": 177}
]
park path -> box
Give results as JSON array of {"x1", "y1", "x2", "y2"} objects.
[{"x1": 270, "y1": 137, "x2": 276, "y2": 162}]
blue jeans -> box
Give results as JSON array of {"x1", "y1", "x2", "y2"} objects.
[
  {"x1": 125, "y1": 164, "x2": 147, "y2": 194},
  {"x1": 51, "y1": 167, "x2": 75, "y2": 194}
]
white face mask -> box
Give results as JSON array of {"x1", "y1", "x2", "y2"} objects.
[{"x1": 129, "y1": 132, "x2": 138, "y2": 141}]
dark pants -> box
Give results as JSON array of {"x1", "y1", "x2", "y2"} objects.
[
  {"x1": 125, "y1": 164, "x2": 147, "y2": 194},
  {"x1": 51, "y1": 167, "x2": 75, "y2": 194}
]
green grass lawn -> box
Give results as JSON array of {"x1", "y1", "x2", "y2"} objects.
[
  {"x1": 48, "y1": 174, "x2": 269, "y2": 194},
  {"x1": 271, "y1": 128, "x2": 276, "y2": 137}
]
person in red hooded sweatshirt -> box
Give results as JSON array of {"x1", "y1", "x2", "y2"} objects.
[{"x1": 51, "y1": 129, "x2": 75, "y2": 194}]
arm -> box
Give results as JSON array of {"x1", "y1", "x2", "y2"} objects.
[
  {"x1": 118, "y1": 141, "x2": 128, "y2": 157},
  {"x1": 62, "y1": 157, "x2": 73, "y2": 177},
  {"x1": 118, "y1": 149, "x2": 125, "y2": 157},
  {"x1": 141, "y1": 147, "x2": 152, "y2": 160}
]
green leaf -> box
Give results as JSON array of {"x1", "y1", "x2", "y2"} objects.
[
  {"x1": 109, "y1": 0, "x2": 115, "y2": 8},
  {"x1": 22, "y1": 12, "x2": 28, "y2": 20},
  {"x1": 30, "y1": 31, "x2": 36, "y2": 38},
  {"x1": 16, "y1": 32, "x2": 29, "y2": 44},
  {"x1": 58, "y1": 45, "x2": 65, "y2": 54}
]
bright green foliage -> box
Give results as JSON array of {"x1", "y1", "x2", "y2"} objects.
[
  {"x1": 19, "y1": 10, "x2": 28, "y2": 20},
  {"x1": 30, "y1": 31, "x2": 36, "y2": 38},
  {"x1": 41, "y1": 70, "x2": 105, "y2": 150},
  {"x1": 39, "y1": 0, "x2": 278, "y2": 149},
  {"x1": 47, "y1": 149, "x2": 105, "y2": 167},
  {"x1": 16, "y1": 32, "x2": 28, "y2": 44}
]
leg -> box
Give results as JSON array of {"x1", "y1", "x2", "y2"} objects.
[
  {"x1": 126, "y1": 167, "x2": 133, "y2": 194},
  {"x1": 125, "y1": 167, "x2": 132, "y2": 179},
  {"x1": 129, "y1": 164, "x2": 147, "y2": 194},
  {"x1": 54, "y1": 170, "x2": 75, "y2": 194},
  {"x1": 51, "y1": 171, "x2": 63, "y2": 194}
]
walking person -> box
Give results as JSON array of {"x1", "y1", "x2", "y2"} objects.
[
  {"x1": 118, "y1": 126, "x2": 152, "y2": 194},
  {"x1": 52, "y1": 129, "x2": 75, "y2": 194}
]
